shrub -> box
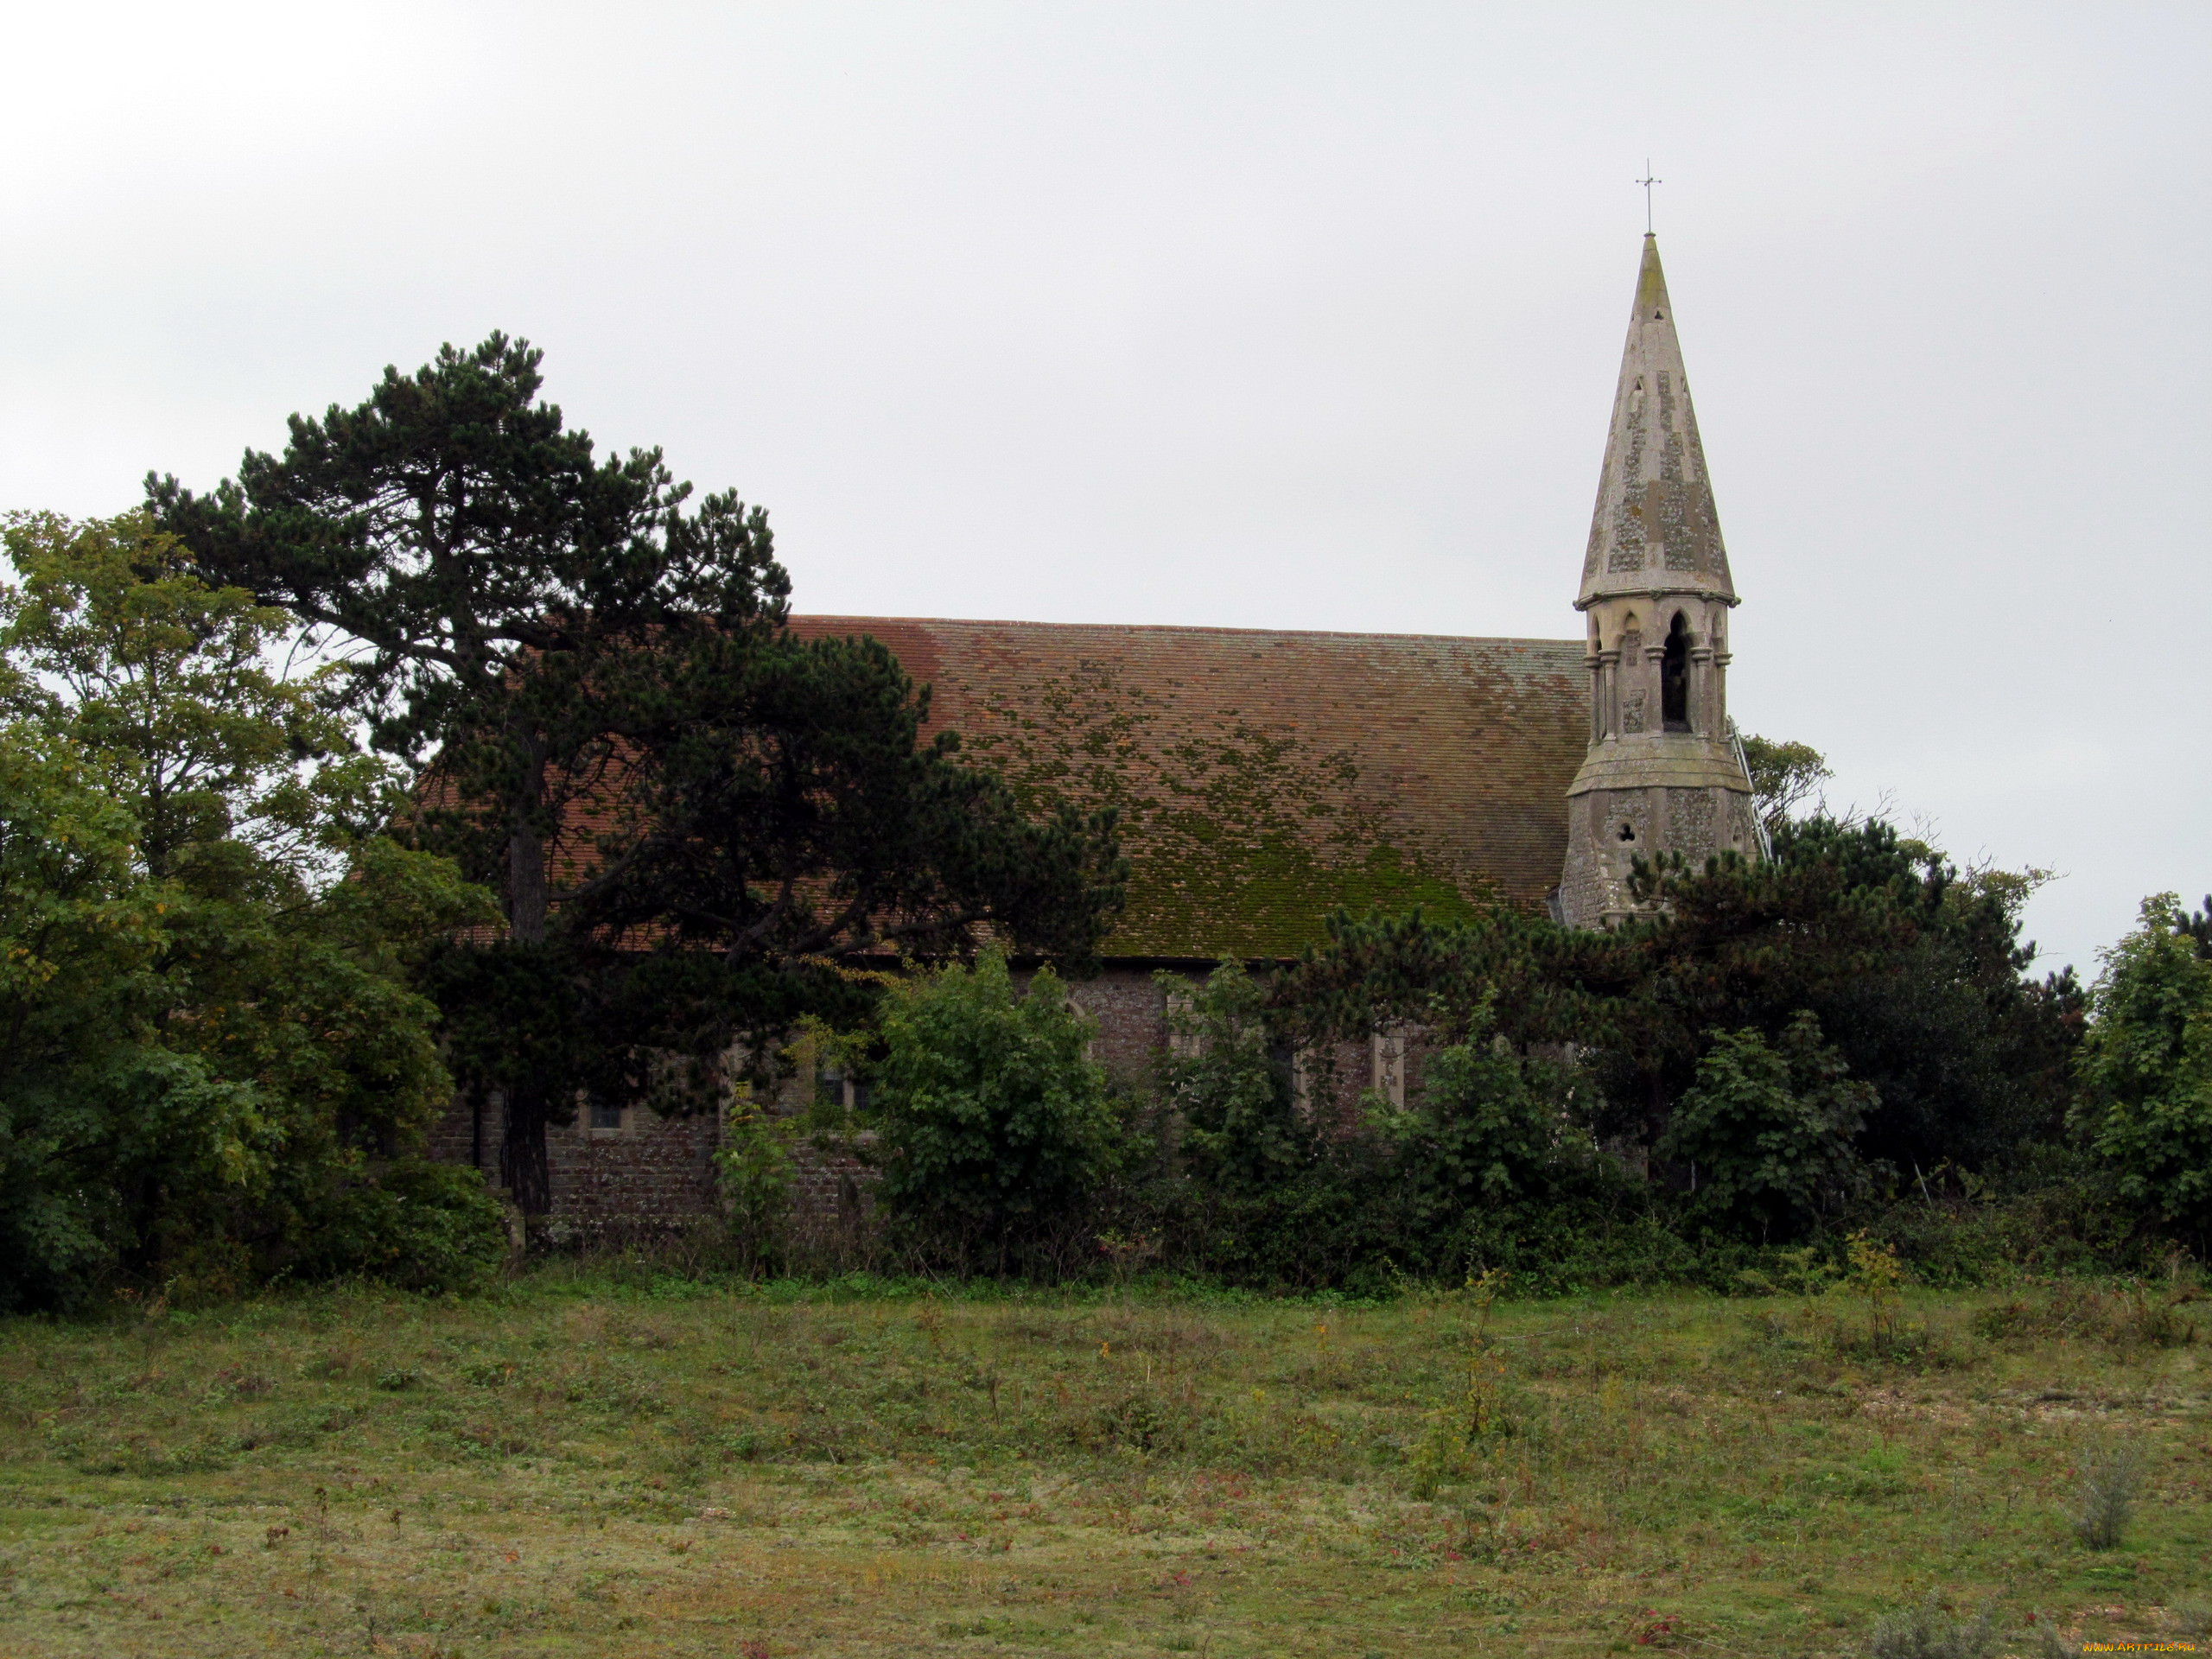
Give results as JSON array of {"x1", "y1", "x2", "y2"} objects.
[
  {"x1": 1973, "y1": 1282, "x2": 2201, "y2": 1351},
  {"x1": 2074, "y1": 893, "x2": 2212, "y2": 1237},
  {"x1": 1659, "y1": 1010, "x2": 1874, "y2": 1240},
  {"x1": 1413, "y1": 1016, "x2": 1599, "y2": 1205},
  {"x1": 870, "y1": 947, "x2": 1116, "y2": 1271},
  {"x1": 2070, "y1": 1444, "x2": 2142, "y2": 1550},
  {"x1": 289, "y1": 1160, "x2": 512, "y2": 1294},
  {"x1": 1158, "y1": 961, "x2": 1306, "y2": 1196},
  {"x1": 715, "y1": 1099, "x2": 798, "y2": 1276},
  {"x1": 1863, "y1": 1595, "x2": 1999, "y2": 1659}
]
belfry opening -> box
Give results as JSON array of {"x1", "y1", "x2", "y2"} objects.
[{"x1": 1661, "y1": 612, "x2": 1690, "y2": 731}]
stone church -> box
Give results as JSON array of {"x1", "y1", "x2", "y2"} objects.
[{"x1": 429, "y1": 234, "x2": 1759, "y2": 1220}]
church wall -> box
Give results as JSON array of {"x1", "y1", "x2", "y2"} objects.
[
  {"x1": 424, "y1": 1093, "x2": 724, "y2": 1225},
  {"x1": 423, "y1": 959, "x2": 1400, "y2": 1224},
  {"x1": 1065, "y1": 966, "x2": 1179, "y2": 1084}
]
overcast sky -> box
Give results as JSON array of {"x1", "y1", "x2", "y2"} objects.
[{"x1": 4, "y1": 2, "x2": 2204, "y2": 976}]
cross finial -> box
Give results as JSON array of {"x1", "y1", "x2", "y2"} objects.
[{"x1": 1636, "y1": 161, "x2": 1661, "y2": 235}]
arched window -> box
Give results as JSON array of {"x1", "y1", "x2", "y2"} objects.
[{"x1": 1661, "y1": 612, "x2": 1691, "y2": 731}]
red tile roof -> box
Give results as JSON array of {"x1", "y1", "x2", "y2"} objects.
[{"x1": 785, "y1": 616, "x2": 1587, "y2": 961}]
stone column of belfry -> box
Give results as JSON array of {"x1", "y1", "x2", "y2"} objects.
[{"x1": 1556, "y1": 234, "x2": 1760, "y2": 929}]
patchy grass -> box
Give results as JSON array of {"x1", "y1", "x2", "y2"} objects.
[{"x1": 0, "y1": 1275, "x2": 2207, "y2": 1656}]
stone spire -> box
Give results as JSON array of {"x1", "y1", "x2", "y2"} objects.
[
  {"x1": 1577, "y1": 235, "x2": 1734, "y2": 607},
  {"x1": 1555, "y1": 236, "x2": 1757, "y2": 930}
]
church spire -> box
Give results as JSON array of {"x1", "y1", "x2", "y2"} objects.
[
  {"x1": 1577, "y1": 235, "x2": 1734, "y2": 609},
  {"x1": 1554, "y1": 235, "x2": 1757, "y2": 930}
]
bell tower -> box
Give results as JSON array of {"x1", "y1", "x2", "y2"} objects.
[{"x1": 1557, "y1": 235, "x2": 1759, "y2": 928}]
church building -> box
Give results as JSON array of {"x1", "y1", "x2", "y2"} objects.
[{"x1": 430, "y1": 235, "x2": 1758, "y2": 1221}]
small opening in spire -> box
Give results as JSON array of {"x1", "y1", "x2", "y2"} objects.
[
  {"x1": 1617, "y1": 822, "x2": 1637, "y2": 843},
  {"x1": 1661, "y1": 612, "x2": 1691, "y2": 732}
]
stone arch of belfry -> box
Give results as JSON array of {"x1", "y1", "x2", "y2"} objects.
[{"x1": 1556, "y1": 234, "x2": 1759, "y2": 929}]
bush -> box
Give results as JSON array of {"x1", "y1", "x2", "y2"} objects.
[
  {"x1": 288, "y1": 1160, "x2": 512, "y2": 1293},
  {"x1": 1973, "y1": 1282, "x2": 2201, "y2": 1351},
  {"x1": 870, "y1": 947, "x2": 1116, "y2": 1272},
  {"x1": 2070, "y1": 1444, "x2": 2143, "y2": 1550},
  {"x1": 1158, "y1": 961, "x2": 1307, "y2": 1196},
  {"x1": 1413, "y1": 1020, "x2": 1599, "y2": 1206},
  {"x1": 1659, "y1": 1010, "x2": 1874, "y2": 1240},
  {"x1": 715, "y1": 1100, "x2": 798, "y2": 1275},
  {"x1": 1863, "y1": 1595, "x2": 2000, "y2": 1659},
  {"x1": 2074, "y1": 893, "x2": 2212, "y2": 1238}
]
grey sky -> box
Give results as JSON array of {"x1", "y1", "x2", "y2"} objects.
[{"x1": 5, "y1": 3, "x2": 2204, "y2": 977}]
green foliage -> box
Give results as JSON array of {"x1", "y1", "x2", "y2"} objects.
[
  {"x1": 286, "y1": 1160, "x2": 511, "y2": 1294},
  {"x1": 1158, "y1": 961, "x2": 1308, "y2": 1196},
  {"x1": 0, "y1": 726, "x2": 167, "y2": 1304},
  {"x1": 1660, "y1": 1012, "x2": 1874, "y2": 1239},
  {"x1": 1282, "y1": 814, "x2": 2081, "y2": 1197},
  {"x1": 715, "y1": 1099, "x2": 798, "y2": 1276},
  {"x1": 0, "y1": 511, "x2": 502, "y2": 1308},
  {"x1": 870, "y1": 949, "x2": 1117, "y2": 1269},
  {"x1": 1414, "y1": 1016, "x2": 1597, "y2": 1206},
  {"x1": 2074, "y1": 893, "x2": 2212, "y2": 1235},
  {"x1": 1145, "y1": 962, "x2": 1632, "y2": 1289},
  {"x1": 2, "y1": 508, "x2": 396, "y2": 880},
  {"x1": 156, "y1": 334, "x2": 1124, "y2": 1211},
  {"x1": 1738, "y1": 732, "x2": 1832, "y2": 835}
]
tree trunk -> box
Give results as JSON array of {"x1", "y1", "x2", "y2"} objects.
[
  {"x1": 1643, "y1": 1068, "x2": 1688, "y2": 1191},
  {"x1": 507, "y1": 817, "x2": 548, "y2": 945},
  {"x1": 501, "y1": 739, "x2": 552, "y2": 1210},
  {"x1": 505, "y1": 733, "x2": 550, "y2": 944},
  {"x1": 499, "y1": 1080, "x2": 554, "y2": 1217}
]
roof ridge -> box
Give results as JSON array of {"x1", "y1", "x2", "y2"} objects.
[{"x1": 790, "y1": 613, "x2": 1581, "y2": 649}]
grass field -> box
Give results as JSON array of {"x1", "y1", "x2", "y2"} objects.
[{"x1": 1, "y1": 1268, "x2": 2207, "y2": 1657}]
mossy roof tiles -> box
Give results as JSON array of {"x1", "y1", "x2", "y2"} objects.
[{"x1": 787, "y1": 615, "x2": 1586, "y2": 962}]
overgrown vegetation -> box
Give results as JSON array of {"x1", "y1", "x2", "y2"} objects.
[
  {"x1": 0, "y1": 1274, "x2": 2203, "y2": 1656},
  {"x1": 151, "y1": 332, "x2": 1124, "y2": 1216},
  {"x1": 870, "y1": 949, "x2": 1122, "y2": 1274},
  {"x1": 4, "y1": 334, "x2": 1127, "y2": 1311},
  {"x1": 815, "y1": 815, "x2": 2183, "y2": 1294},
  {"x1": 0, "y1": 511, "x2": 506, "y2": 1310},
  {"x1": 5, "y1": 326, "x2": 2206, "y2": 1324}
]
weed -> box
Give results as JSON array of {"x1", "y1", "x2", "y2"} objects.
[
  {"x1": 2069, "y1": 1443, "x2": 2142, "y2": 1550},
  {"x1": 207, "y1": 1367, "x2": 275, "y2": 1400},
  {"x1": 1862, "y1": 1594, "x2": 1999, "y2": 1659},
  {"x1": 1974, "y1": 1282, "x2": 2201, "y2": 1351},
  {"x1": 1847, "y1": 1230, "x2": 1906, "y2": 1345},
  {"x1": 1408, "y1": 1268, "x2": 1516, "y2": 1497}
]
